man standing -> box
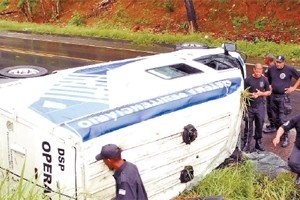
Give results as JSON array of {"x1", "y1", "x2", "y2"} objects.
[
  {"x1": 273, "y1": 114, "x2": 300, "y2": 185},
  {"x1": 95, "y1": 144, "x2": 148, "y2": 200},
  {"x1": 243, "y1": 63, "x2": 271, "y2": 152},
  {"x1": 266, "y1": 55, "x2": 300, "y2": 147},
  {"x1": 263, "y1": 53, "x2": 276, "y2": 133}
]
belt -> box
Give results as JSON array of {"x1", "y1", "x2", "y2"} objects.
[
  {"x1": 272, "y1": 93, "x2": 285, "y2": 96},
  {"x1": 249, "y1": 101, "x2": 263, "y2": 107}
]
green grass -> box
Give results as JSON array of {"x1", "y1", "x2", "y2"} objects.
[
  {"x1": 0, "y1": 163, "x2": 46, "y2": 200},
  {"x1": 174, "y1": 160, "x2": 300, "y2": 200},
  {"x1": 1, "y1": 160, "x2": 299, "y2": 199},
  {"x1": 0, "y1": 19, "x2": 300, "y2": 64}
]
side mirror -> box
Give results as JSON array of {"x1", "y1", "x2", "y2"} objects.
[{"x1": 222, "y1": 43, "x2": 237, "y2": 55}]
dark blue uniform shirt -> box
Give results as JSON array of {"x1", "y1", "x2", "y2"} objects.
[
  {"x1": 266, "y1": 65, "x2": 300, "y2": 94},
  {"x1": 282, "y1": 114, "x2": 300, "y2": 149},
  {"x1": 113, "y1": 161, "x2": 148, "y2": 200},
  {"x1": 244, "y1": 75, "x2": 270, "y2": 105}
]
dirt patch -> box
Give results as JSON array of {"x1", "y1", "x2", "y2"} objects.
[{"x1": 1, "y1": 0, "x2": 299, "y2": 44}]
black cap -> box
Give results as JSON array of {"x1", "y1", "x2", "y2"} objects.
[
  {"x1": 276, "y1": 55, "x2": 285, "y2": 63},
  {"x1": 95, "y1": 144, "x2": 121, "y2": 161}
]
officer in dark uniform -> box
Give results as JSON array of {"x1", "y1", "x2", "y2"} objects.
[
  {"x1": 273, "y1": 114, "x2": 300, "y2": 185},
  {"x1": 243, "y1": 63, "x2": 271, "y2": 152},
  {"x1": 263, "y1": 53, "x2": 277, "y2": 133},
  {"x1": 266, "y1": 55, "x2": 300, "y2": 148},
  {"x1": 95, "y1": 144, "x2": 148, "y2": 200}
]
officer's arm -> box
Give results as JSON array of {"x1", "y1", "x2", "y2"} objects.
[
  {"x1": 273, "y1": 127, "x2": 285, "y2": 147},
  {"x1": 292, "y1": 77, "x2": 300, "y2": 91}
]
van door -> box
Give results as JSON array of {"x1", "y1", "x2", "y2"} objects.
[
  {"x1": 0, "y1": 119, "x2": 38, "y2": 190},
  {"x1": 5, "y1": 119, "x2": 78, "y2": 199},
  {"x1": 0, "y1": 118, "x2": 11, "y2": 180}
]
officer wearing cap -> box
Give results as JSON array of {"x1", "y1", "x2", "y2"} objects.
[
  {"x1": 263, "y1": 53, "x2": 277, "y2": 133},
  {"x1": 266, "y1": 55, "x2": 300, "y2": 148},
  {"x1": 95, "y1": 144, "x2": 148, "y2": 200}
]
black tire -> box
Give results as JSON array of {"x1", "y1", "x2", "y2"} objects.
[
  {"x1": 0, "y1": 65, "x2": 48, "y2": 78},
  {"x1": 174, "y1": 42, "x2": 209, "y2": 51}
]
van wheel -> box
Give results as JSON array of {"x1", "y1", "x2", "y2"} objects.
[
  {"x1": 174, "y1": 43, "x2": 209, "y2": 51},
  {"x1": 0, "y1": 65, "x2": 48, "y2": 78}
]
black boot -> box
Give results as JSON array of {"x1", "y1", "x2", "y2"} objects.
[
  {"x1": 296, "y1": 174, "x2": 300, "y2": 185},
  {"x1": 255, "y1": 139, "x2": 265, "y2": 151}
]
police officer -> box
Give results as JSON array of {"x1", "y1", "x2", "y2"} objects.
[
  {"x1": 243, "y1": 63, "x2": 271, "y2": 152},
  {"x1": 273, "y1": 114, "x2": 300, "y2": 185},
  {"x1": 266, "y1": 55, "x2": 300, "y2": 148},
  {"x1": 95, "y1": 144, "x2": 148, "y2": 200},
  {"x1": 263, "y1": 53, "x2": 276, "y2": 133}
]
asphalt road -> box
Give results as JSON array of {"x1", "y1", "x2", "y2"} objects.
[{"x1": 0, "y1": 31, "x2": 299, "y2": 161}]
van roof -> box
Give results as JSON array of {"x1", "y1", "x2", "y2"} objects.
[{"x1": 0, "y1": 47, "x2": 243, "y2": 141}]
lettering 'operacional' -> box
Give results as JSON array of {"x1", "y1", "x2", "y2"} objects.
[
  {"x1": 42, "y1": 142, "x2": 66, "y2": 197},
  {"x1": 42, "y1": 141, "x2": 53, "y2": 195}
]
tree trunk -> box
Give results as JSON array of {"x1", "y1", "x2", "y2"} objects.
[{"x1": 184, "y1": 0, "x2": 198, "y2": 33}]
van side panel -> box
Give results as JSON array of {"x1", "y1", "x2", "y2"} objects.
[{"x1": 82, "y1": 86, "x2": 242, "y2": 200}]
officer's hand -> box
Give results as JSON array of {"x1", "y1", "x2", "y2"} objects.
[
  {"x1": 251, "y1": 92, "x2": 258, "y2": 99},
  {"x1": 273, "y1": 137, "x2": 280, "y2": 147},
  {"x1": 255, "y1": 89, "x2": 263, "y2": 97},
  {"x1": 285, "y1": 87, "x2": 295, "y2": 94}
]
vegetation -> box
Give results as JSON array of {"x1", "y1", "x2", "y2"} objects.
[
  {"x1": 173, "y1": 160, "x2": 300, "y2": 200},
  {"x1": 0, "y1": 0, "x2": 61, "y2": 21},
  {"x1": 1, "y1": 160, "x2": 299, "y2": 199},
  {"x1": 68, "y1": 11, "x2": 85, "y2": 26},
  {"x1": 231, "y1": 16, "x2": 249, "y2": 30},
  {"x1": 0, "y1": 19, "x2": 299, "y2": 65},
  {"x1": 0, "y1": 164, "x2": 46, "y2": 200}
]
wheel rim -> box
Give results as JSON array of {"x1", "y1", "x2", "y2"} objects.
[{"x1": 6, "y1": 67, "x2": 41, "y2": 76}]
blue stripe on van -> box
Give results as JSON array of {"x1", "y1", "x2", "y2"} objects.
[{"x1": 61, "y1": 77, "x2": 241, "y2": 142}]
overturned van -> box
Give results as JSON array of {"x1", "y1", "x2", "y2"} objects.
[{"x1": 0, "y1": 43, "x2": 246, "y2": 199}]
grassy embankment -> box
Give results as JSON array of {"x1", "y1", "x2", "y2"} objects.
[{"x1": 0, "y1": 20, "x2": 299, "y2": 67}]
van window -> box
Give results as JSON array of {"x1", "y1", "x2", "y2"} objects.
[
  {"x1": 194, "y1": 54, "x2": 242, "y2": 71},
  {"x1": 147, "y1": 63, "x2": 203, "y2": 80}
]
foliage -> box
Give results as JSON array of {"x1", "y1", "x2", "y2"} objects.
[
  {"x1": 0, "y1": 162, "x2": 47, "y2": 200},
  {"x1": 174, "y1": 160, "x2": 300, "y2": 200},
  {"x1": 240, "y1": 86, "x2": 252, "y2": 112},
  {"x1": 16, "y1": 0, "x2": 37, "y2": 21},
  {"x1": 231, "y1": 16, "x2": 249, "y2": 30},
  {"x1": 254, "y1": 17, "x2": 267, "y2": 30},
  {"x1": 1, "y1": 0, "x2": 61, "y2": 20},
  {"x1": 0, "y1": 0, "x2": 10, "y2": 9},
  {"x1": 113, "y1": 5, "x2": 130, "y2": 24},
  {"x1": 164, "y1": 0, "x2": 174, "y2": 12},
  {"x1": 68, "y1": 11, "x2": 84, "y2": 26}
]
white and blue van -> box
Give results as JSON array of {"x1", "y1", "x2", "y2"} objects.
[{"x1": 0, "y1": 43, "x2": 246, "y2": 199}]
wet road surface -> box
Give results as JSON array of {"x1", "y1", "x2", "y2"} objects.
[
  {"x1": 261, "y1": 91, "x2": 298, "y2": 162},
  {"x1": 0, "y1": 31, "x2": 172, "y2": 72},
  {"x1": 0, "y1": 31, "x2": 299, "y2": 161}
]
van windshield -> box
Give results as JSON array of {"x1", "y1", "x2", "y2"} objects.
[{"x1": 147, "y1": 63, "x2": 203, "y2": 79}]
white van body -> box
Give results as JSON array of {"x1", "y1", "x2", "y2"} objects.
[{"x1": 0, "y1": 44, "x2": 246, "y2": 200}]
